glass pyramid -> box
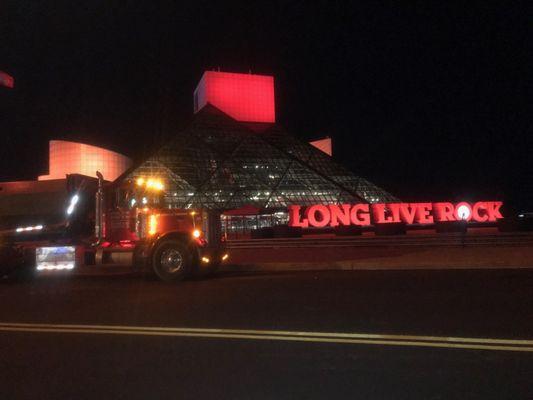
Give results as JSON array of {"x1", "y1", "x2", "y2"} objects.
[{"x1": 126, "y1": 105, "x2": 397, "y2": 210}]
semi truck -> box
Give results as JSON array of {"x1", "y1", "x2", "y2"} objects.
[{"x1": 0, "y1": 172, "x2": 228, "y2": 282}]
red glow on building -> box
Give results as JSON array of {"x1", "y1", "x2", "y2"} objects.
[
  {"x1": 309, "y1": 137, "x2": 332, "y2": 156},
  {"x1": 38, "y1": 140, "x2": 132, "y2": 181},
  {"x1": 0, "y1": 71, "x2": 14, "y2": 89},
  {"x1": 194, "y1": 71, "x2": 275, "y2": 123}
]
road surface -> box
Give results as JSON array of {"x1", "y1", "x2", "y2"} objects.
[{"x1": 1, "y1": 269, "x2": 532, "y2": 399}]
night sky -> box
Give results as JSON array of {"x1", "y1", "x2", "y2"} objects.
[{"x1": 1, "y1": 2, "x2": 531, "y2": 211}]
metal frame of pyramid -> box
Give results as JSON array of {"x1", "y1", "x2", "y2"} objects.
[{"x1": 125, "y1": 105, "x2": 397, "y2": 210}]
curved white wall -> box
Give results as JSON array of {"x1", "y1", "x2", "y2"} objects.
[{"x1": 38, "y1": 140, "x2": 132, "y2": 181}]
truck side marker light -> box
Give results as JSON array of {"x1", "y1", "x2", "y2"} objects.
[
  {"x1": 148, "y1": 214, "x2": 158, "y2": 236},
  {"x1": 201, "y1": 257, "x2": 210, "y2": 263},
  {"x1": 16, "y1": 225, "x2": 44, "y2": 233},
  {"x1": 222, "y1": 254, "x2": 229, "y2": 261},
  {"x1": 36, "y1": 263, "x2": 75, "y2": 271}
]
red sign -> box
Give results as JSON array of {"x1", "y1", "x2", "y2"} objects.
[
  {"x1": 0, "y1": 71, "x2": 14, "y2": 89},
  {"x1": 288, "y1": 202, "x2": 503, "y2": 228}
]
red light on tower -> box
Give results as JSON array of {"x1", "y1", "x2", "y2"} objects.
[
  {"x1": 194, "y1": 71, "x2": 275, "y2": 123},
  {"x1": 0, "y1": 71, "x2": 14, "y2": 89}
]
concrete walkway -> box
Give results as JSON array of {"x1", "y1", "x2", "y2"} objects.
[{"x1": 223, "y1": 232, "x2": 533, "y2": 271}]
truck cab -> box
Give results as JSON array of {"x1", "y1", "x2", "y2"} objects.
[{"x1": 0, "y1": 173, "x2": 228, "y2": 282}]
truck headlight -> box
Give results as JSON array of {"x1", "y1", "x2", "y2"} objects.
[{"x1": 66, "y1": 194, "x2": 79, "y2": 215}]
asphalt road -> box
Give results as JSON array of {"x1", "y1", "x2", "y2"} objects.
[{"x1": 1, "y1": 269, "x2": 532, "y2": 399}]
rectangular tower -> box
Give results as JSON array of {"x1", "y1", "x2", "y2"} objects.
[{"x1": 193, "y1": 71, "x2": 275, "y2": 123}]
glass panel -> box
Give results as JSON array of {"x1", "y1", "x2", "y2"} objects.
[{"x1": 125, "y1": 107, "x2": 397, "y2": 210}]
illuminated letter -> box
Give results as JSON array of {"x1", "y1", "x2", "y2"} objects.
[
  {"x1": 306, "y1": 205, "x2": 330, "y2": 228},
  {"x1": 388, "y1": 204, "x2": 402, "y2": 223},
  {"x1": 371, "y1": 204, "x2": 394, "y2": 224},
  {"x1": 329, "y1": 204, "x2": 351, "y2": 227},
  {"x1": 415, "y1": 203, "x2": 434, "y2": 224},
  {"x1": 433, "y1": 202, "x2": 455, "y2": 222},
  {"x1": 472, "y1": 202, "x2": 489, "y2": 222},
  {"x1": 288, "y1": 205, "x2": 308, "y2": 228},
  {"x1": 399, "y1": 203, "x2": 417, "y2": 224},
  {"x1": 486, "y1": 201, "x2": 503, "y2": 222},
  {"x1": 350, "y1": 204, "x2": 371, "y2": 226},
  {"x1": 454, "y1": 202, "x2": 473, "y2": 221}
]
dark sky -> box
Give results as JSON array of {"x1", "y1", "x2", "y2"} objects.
[{"x1": 1, "y1": 1, "x2": 531, "y2": 210}]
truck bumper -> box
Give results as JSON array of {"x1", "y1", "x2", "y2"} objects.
[{"x1": 197, "y1": 246, "x2": 229, "y2": 265}]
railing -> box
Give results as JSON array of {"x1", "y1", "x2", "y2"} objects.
[{"x1": 227, "y1": 232, "x2": 533, "y2": 249}]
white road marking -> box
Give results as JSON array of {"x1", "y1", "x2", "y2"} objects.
[{"x1": 0, "y1": 322, "x2": 532, "y2": 352}]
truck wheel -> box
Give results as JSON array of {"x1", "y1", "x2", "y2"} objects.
[
  {"x1": 0, "y1": 246, "x2": 33, "y2": 282},
  {"x1": 152, "y1": 240, "x2": 191, "y2": 282}
]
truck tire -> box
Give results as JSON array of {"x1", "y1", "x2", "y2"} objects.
[
  {"x1": 0, "y1": 246, "x2": 33, "y2": 282},
  {"x1": 152, "y1": 240, "x2": 191, "y2": 282}
]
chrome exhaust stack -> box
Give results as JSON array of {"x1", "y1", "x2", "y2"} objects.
[{"x1": 95, "y1": 171, "x2": 105, "y2": 245}]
